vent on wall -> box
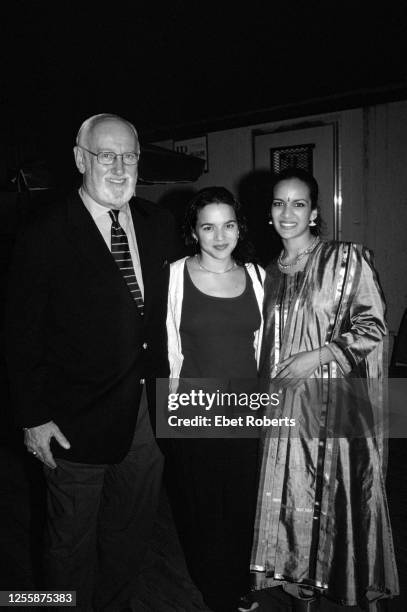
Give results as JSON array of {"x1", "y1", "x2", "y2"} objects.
[{"x1": 270, "y1": 143, "x2": 315, "y2": 174}]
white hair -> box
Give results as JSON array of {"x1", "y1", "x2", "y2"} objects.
[{"x1": 75, "y1": 113, "x2": 139, "y2": 148}]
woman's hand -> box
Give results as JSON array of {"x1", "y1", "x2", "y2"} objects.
[{"x1": 273, "y1": 350, "x2": 320, "y2": 388}]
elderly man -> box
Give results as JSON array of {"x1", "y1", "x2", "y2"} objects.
[{"x1": 6, "y1": 114, "x2": 176, "y2": 610}]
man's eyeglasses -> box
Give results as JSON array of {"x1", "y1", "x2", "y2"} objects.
[{"x1": 78, "y1": 145, "x2": 140, "y2": 166}]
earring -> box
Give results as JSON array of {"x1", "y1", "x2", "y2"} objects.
[
  {"x1": 309, "y1": 219, "x2": 316, "y2": 227},
  {"x1": 268, "y1": 220, "x2": 273, "y2": 225}
]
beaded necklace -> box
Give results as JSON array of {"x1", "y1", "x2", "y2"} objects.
[{"x1": 277, "y1": 236, "x2": 320, "y2": 273}]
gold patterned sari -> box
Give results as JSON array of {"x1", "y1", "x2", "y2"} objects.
[{"x1": 250, "y1": 241, "x2": 399, "y2": 607}]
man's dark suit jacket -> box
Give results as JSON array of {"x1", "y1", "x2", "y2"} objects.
[{"x1": 5, "y1": 191, "x2": 176, "y2": 464}]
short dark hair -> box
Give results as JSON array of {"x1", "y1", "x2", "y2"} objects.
[
  {"x1": 183, "y1": 186, "x2": 255, "y2": 264},
  {"x1": 271, "y1": 168, "x2": 322, "y2": 235}
]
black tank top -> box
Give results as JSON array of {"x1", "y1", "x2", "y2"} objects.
[{"x1": 179, "y1": 264, "x2": 261, "y2": 379}]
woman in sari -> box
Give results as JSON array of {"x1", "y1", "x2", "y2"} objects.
[{"x1": 250, "y1": 168, "x2": 399, "y2": 611}]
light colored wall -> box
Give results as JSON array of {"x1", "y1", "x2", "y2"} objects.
[
  {"x1": 362, "y1": 101, "x2": 407, "y2": 337},
  {"x1": 138, "y1": 100, "x2": 407, "y2": 336}
]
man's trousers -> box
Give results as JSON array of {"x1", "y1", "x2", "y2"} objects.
[{"x1": 43, "y1": 392, "x2": 163, "y2": 611}]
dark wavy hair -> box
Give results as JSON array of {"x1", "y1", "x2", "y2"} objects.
[
  {"x1": 183, "y1": 186, "x2": 255, "y2": 264},
  {"x1": 270, "y1": 167, "x2": 323, "y2": 236}
]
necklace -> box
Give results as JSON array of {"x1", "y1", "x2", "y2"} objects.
[
  {"x1": 196, "y1": 254, "x2": 237, "y2": 274},
  {"x1": 277, "y1": 236, "x2": 320, "y2": 271}
]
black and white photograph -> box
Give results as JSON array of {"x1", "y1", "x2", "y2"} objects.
[{"x1": 1, "y1": 3, "x2": 406, "y2": 611}]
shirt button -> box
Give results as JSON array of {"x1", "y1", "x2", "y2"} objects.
[
  {"x1": 140, "y1": 378, "x2": 145, "y2": 385},
  {"x1": 142, "y1": 342, "x2": 148, "y2": 349}
]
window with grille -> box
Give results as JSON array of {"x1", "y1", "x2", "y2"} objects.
[{"x1": 270, "y1": 143, "x2": 315, "y2": 174}]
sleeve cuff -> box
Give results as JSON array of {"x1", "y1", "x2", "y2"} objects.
[{"x1": 326, "y1": 341, "x2": 353, "y2": 375}]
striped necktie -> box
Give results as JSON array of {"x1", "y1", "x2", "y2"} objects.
[{"x1": 109, "y1": 209, "x2": 144, "y2": 314}]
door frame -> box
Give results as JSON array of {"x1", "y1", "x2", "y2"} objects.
[{"x1": 252, "y1": 119, "x2": 342, "y2": 240}]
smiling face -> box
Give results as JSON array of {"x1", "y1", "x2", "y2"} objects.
[
  {"x1": 271, "y1": 177, "x2": 317, "y2": 244},
  {"x1": 74, "y1": 118, "x2": 139, "y2": 209},
  {"x1": 193, "y1": 203, "x2": 239, "y2": 261}
]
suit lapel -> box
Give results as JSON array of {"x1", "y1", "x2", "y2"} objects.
[{"x1": 65, "y1": 192, "x2": 133, "y2": 298}]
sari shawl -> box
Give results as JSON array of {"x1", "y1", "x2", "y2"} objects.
[{"x1": 250, "y1": 241, "x2": 399, "y2": 606}]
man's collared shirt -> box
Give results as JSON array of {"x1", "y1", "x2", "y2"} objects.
[{"x1": 79, "y1": 187, "x2": 144, "y2": 298}]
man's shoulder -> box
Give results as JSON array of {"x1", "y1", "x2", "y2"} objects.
[
  {"x1": 15, "y1": 192, "x2": 85, "y2": 245},
  {"x1": 19, "y1": 191, "x2": 66, "y2": 228},
  {"x1": 131, "y1": 196, "x2": 173, "y2": 222},
  {"x1": 131, "y1": 197, "x2": 181, "y2": 260},
  {"x1": 24, "y1": 190, "x2": 79, "y2": 219}
]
